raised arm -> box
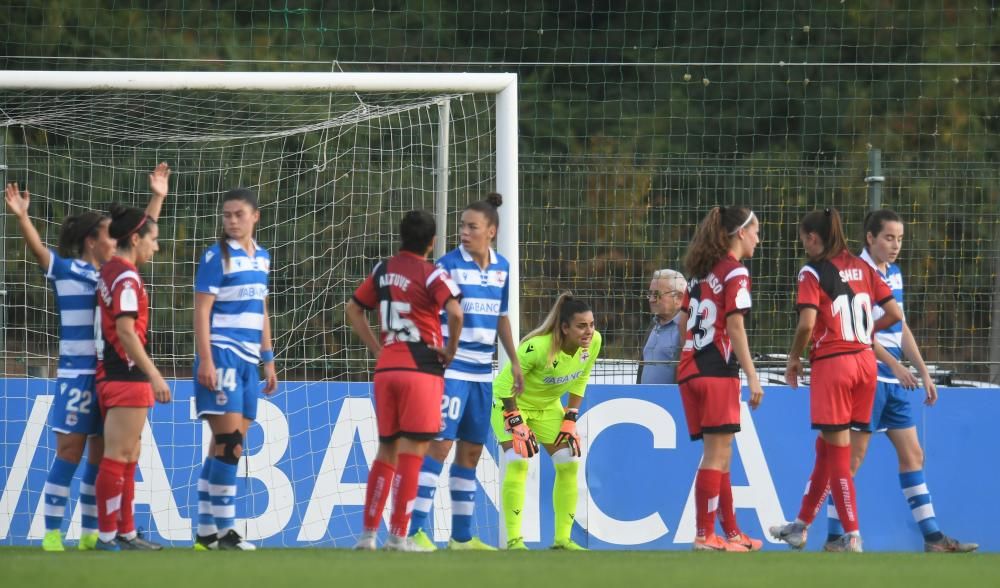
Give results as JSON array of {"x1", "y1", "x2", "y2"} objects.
[
  {"x1": 144, "y1": 162, "x2": 170, "y2": 222},
  {"x1": 5, "y1": 183, "x2": 51, "y2": 270}
]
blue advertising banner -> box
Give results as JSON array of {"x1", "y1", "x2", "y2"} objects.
[{"x1": 1, "y1": 379, "x2": 995, "y2": 551}]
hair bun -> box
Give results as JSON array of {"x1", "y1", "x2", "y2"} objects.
[{"x1": 485, "y1": 192, "x2": 503, "y2": 208}]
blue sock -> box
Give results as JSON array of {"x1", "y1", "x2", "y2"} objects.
[
  {"x1": 79, "y1": 461, "x2": 99, "y2": 534},
  {"x1": 198, "y1": 457, "x2": 217, "y2": 537},
  {"x1": 43, "y1": 457, "x2": 78, "y2": 531},
  {"x1": 209, "y1": 458, "x2": 238, "y2": 533},
  {"x1": 408, "y1": 456, "x2": 443, "y2": 536},
  {"x1": 826, "y1": 494, "x2": 844, "y2": 542},
  {"x1": 449, "y1": 464, "x2": 477, "y2": 543},
  {"x1": 900, "y1": 470, "x2": 943, "y2": 542}
]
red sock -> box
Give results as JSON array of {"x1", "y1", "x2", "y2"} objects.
[
  {"x1": 718, "y1": 471, "x2": 740, "y2": 538},
  {"x1": 96, "y1": 458, "x2": 126, "y2": 536},
  {"x1": 118, "y1": 462, "x2": 137, "y2": 535},
  {"x1": 389, "y1": 453, "x2": 423, "y2": 537},
  {"x1": 827, "y1": 443, "x2": 860, "y2": 533},
  {"x1": 363, "y1": 460, "x2": 396, "y2": 531},
  {"x1": 695, "y1": 468, "x2": 722, "y2": 539},
  {"x1": 796, "y1": 436, "x2": 831, "y2": 525}
]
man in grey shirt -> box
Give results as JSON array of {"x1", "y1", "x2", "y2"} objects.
[{"x1": 637, "y1": 269, "x2": 686, "y2": 384}]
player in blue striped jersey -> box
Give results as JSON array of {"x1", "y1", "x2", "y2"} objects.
[
  {"x1": 192, "y1": 188, "x2": 278, "y2": 551},
  {"x1": 823, "y1": 209, "x2": 977, "y2": 553},
  {"x1": 408, "y1": 193, "x2": 524, "y2": 550},
  {"x1": 4, "y1": 164, "x2": 169, "y2": 551}
]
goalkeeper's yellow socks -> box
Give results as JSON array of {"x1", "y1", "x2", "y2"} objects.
[
  {"x1": 552, "y1": 449, "x2": 579, "y2": 544},
  {"x1": 502, "y1": 450, "x2": 529, "y2": 541}
]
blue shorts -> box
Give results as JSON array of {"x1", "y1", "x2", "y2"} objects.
[
  {"x1": 864, "y1": 380, "x2": 915, "y2": 432},
  {"x1": 438, "y1": 379, "x2": 492, "y2": 445},
  {"x1": 194, "y1": 347, "x2": 260, "y2": 420},
  {"x1": 49, "y1": 374, "x2": 102, "y2": 436}
]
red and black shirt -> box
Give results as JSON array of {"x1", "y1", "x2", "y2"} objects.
[
  {"x1": 96, "y1": 256, "x2": 151, "y2": 382},
  {"x1": 352, "y1": 251, "x2": 462, "y2": 376}
]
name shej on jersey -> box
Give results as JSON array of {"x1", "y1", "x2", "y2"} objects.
[
  {"x1": 436, "y1": 245, "x2": 510, "y2": 382},
  {"x1": 677, "y1": 254, "x2": 752, "y2": 383},
  {"x1": 860, "y1": 248, "x2": 905, "y2": 383},
  {"x1": 45, "y1": 251, "x2": 100, "y2": 378},
  {"x1": 194, "y1": 240, "x2": 271, "y2": 364},
  {"x1": 795, "y1": 250, "x2": 895, "y2": 361},
  {"x1": 493, "y1": 331, "x2": 603, "y2": 411}
]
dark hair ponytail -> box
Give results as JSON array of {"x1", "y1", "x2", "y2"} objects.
[
  {"x1": 800, "y1": 207, "x2": 849, "y2": 261},
  {"x1": 684, "y1": 205, "x2": 754, "y2": 278},
  {"x1": 464, "y1": 192, "x2": 502, "y2": 228},
  {"x1": 862, "y1": 209, "x2": 903, "y2": 250},
  {"x1": 218, "y1": 188, "x2": 260, "y2": 269},
  {"x1": 57, "y1": 211, "x2": 107, "y2": 258},
  {"x1": 108, "y1": 204, "x2": 154, "y2": 250}
]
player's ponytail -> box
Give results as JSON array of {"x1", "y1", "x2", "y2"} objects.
[
  {"x1": 684, "y1": 205, "x2": 753, "y2": 278},
  {"x1": 57, "y1": 211, "x2": 107, "y2": 258},
  {"x1": 862, "y1": 209, "x2": 902, "y2": 251},
  {"x1": 800, "y1": 207, "x2": 849, "y2": 261},
  {"x1": 523, "y1": 291, "x2": 591, "y2": 362},
  {"x1": 218, "y1": 188, "x2": 259, "y2": 269},
  {"x1": 464, "y1": 192, "x2": 502, "y2": 228}
]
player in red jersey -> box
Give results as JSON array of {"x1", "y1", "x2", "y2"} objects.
[
  {"x1": 93, "y1": 204, "x2": 171, "y2": 551},
  {"x1": 770, "y1": 208, "x2": 903, "y2": 553},
  {"x1": 677, "y1": 206, "x2": 764, "y2": 552},
  {"x1": 346, "y1": 209, "x2": 463, "y2": 551}
]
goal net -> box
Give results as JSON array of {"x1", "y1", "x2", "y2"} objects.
[{"x1": 0, "y1": 72, "x2": 517, "y2": 546}]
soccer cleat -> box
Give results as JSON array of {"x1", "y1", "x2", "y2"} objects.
[
  {"x1": 42, "y1": 529, "x2": 65, "y2": 552},
  {"x1": 383, "y1": 535, "x2": 433, "y2": 552},
  {"x1": 728, "y1": 532, "x2": 763, "y2": 552},
  {"x1": 550, "y1": 539, "x2": 588, "y2": 551},
  {"x1": 117, "y1": 533, "x2": 163, "y2": 551},
  {"x1": 78, "y1": 533, "x2": 99, "y2": 551},
  {"x1": 94, "y1": 538, "x2": 121, "y2": 552},
  {"x1": 925, "y1": 535, "x2": 979, "y2": 553},
  {"x1": 353, "y1": 530, "x2": 377, "y2": 551},
  {"x1": 448, "y1": 536, "x2": 496, "y2": 551},
  {"x1": 769, "y1": 521, "x2": 808, "y2": 549},
  {"x1": 506, "y1": 537, "x2": 529, "y2": 550},
  {"x1": 217, "y1": 529, "x2": 256, "y2": 551},
  {"x1": 694, "y1": 534, "x2": 749, "y2": 552},
  {"x1": 823, "y1": 533, "x2": 863, "y2": 553},
  {"x1": 194, "y1": 533, "x2": 219, "y2": 551},
  {"x1": 410, "y1": 529, "x2": 438, "y2": 551}
]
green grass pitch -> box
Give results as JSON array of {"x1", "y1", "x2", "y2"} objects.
[{"x1": 1, "y1": 549, "x2": 999, "y2": 588}]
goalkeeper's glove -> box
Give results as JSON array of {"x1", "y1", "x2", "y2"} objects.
[
  {"x1": 553, "y1": 408, "x2": 582, "y2": 457},
  {"x1": 503, "y1": 410, "x2": 539, "y2": 458}
]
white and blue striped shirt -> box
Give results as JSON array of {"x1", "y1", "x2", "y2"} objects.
[
  {"x1": 195, "y1": 239, "x2": 270, "y2": 364},
  {"x1": 861, "y1": 248, "x2": 905, "y2": 383},
  {"x1": 437, "y1": 245, "x2": 510, "y2": 382},
  {"x1": 45, "y1": 251, "x2": 99, "y2": 378}
]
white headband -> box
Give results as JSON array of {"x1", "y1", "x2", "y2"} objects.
[{"x1": 729, "y1": 210, "x2": 756, "y2": 235}]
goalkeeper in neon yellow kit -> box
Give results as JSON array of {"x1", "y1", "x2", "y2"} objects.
[{"x1": 493, "y1": 292, "x2": 601, "y2": 550}]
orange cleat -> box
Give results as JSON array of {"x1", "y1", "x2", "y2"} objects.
[
  {"x1": 728, "y1": 532, "x2": 763, "y2": 552},
  {"x1": 694, "y1": 534, "x2": 749, "y2": 552}
]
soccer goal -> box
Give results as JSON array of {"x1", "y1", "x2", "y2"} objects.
[{"x1": 0, "y1": 71, "x2": 518, "y2": 546}]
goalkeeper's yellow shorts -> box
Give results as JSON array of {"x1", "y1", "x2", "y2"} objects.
[{"x1": 490, "y1": 399, "x2": 564, "y2": 445}]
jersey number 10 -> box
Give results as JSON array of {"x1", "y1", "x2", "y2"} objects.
[{"x1": 831, "y1": 293, "x2": 874, "y2": 344}]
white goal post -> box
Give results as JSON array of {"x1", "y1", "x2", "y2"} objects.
[{"x1": 0, "y1": 69, "x2": 521, "y2": 346}]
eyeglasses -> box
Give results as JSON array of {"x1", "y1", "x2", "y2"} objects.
[{"x1": 646, "y1": 290, "x2": 681, "y2": 300}]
